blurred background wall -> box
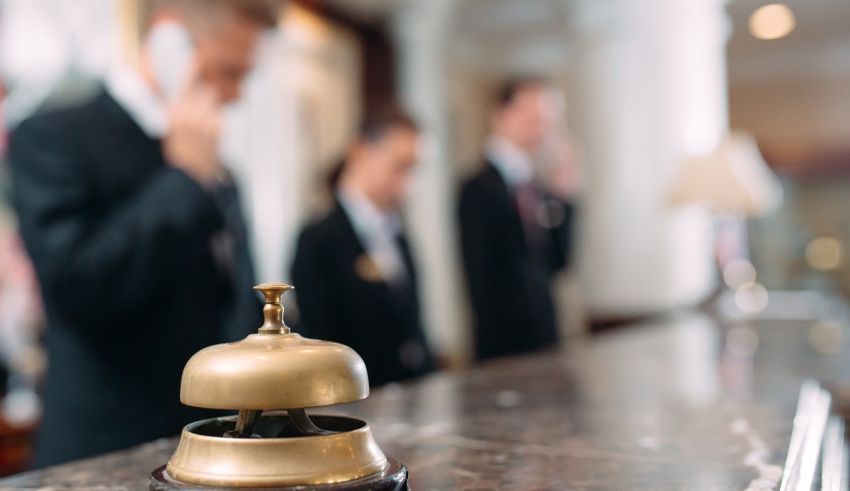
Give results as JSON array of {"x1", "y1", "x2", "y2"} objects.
[
  {"x1": 2, "y1": 0, "x2": 850, "y2": 362},
  {"x1": 725, "y1": 0, "x2": 850, "y2": 299},
  {"x1": 3, "y1": 0, "x2": 850, "y2": 359},
  {"x1": 1, "y1": 2, "x2": 850, "y2": 469}
]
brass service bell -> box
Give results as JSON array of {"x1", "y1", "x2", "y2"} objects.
[{"x1": 150, "y1": 284, "x2": 407, "y2": 490}]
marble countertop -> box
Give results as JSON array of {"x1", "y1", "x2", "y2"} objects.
[{"x1": 4, "y1": 312, "x2": 850, "y2": 490}]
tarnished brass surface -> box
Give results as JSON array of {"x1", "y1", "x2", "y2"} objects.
[
  {"x1": 179, "y1": 284, "x2": 369, "y2": 409},
  {"x1": 166, "y1": 414, "x2": 389, "y2": 488},
  {"x1": 180, "y1": 331, "x2": 368, "y2": 409}
]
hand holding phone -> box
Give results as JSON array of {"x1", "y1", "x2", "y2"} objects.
[
  {"x1": 163, "y1": 61, "x2": 225, "y2": 189},
  {"x1": 542, "y1": 134, "x2": 582, "y2": 201}
]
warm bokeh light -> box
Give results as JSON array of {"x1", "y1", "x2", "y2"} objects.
[
  {"x1": 723, "y1": 259, "x2": 757, "y2": 288},
  {"x1": 808, "y1": 321, "x2": 844, "y2": 355},
  {"x1": 805, "y1": 237, "x2": 843, "y2": 271},
  {"x1": 726, "y1": 326, "x2": 759, "y2": 357},
  {"x1": 734, "y1": 281, "x2": 769, "y2": 314},
  {"x1": 748, "y1": 4, "x2": 796, "y2": 40}
]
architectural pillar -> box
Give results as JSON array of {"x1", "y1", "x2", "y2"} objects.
[
  {"x1": 392, "y1": 0, "x2": 469, "y2": 364},
  {"x1": 570, "y1": 0, "x2": 731, "y2": 317}
]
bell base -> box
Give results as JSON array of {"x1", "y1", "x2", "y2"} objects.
[{"x1": 149, "y1": 458, "x2": 408, "y2": 491}]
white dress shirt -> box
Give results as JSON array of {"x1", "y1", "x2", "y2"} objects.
[
  {"x1": 485, "y1": 135, "x2": 534, "y2": 188},
  {"x1": 337, "y1": 187, "x2": 408, "y2": 286}
]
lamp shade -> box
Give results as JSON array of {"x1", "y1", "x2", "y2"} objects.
[{"x1": 669, "y1": 131, "x2": 783, "y2": 216}]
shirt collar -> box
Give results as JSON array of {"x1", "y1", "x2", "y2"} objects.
[
  {"x1": 105, "y1": 65, "x2": 168, "y2": 139},
  {"x1": 486, "y1": 135, "x2": 534, "y2": 187},
  {"x1": 337, "y1": 186, "x2": 401, "y2": 240}
]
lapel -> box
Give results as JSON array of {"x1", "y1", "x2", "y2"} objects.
[
  {"x1": 87, "y1": 90, "x2": 169, "y2": 197},
  {"x1": 483, "y1": 160, "x2": 530, "y2": 258},
  {"x1": 396, "y1": 234, "x2": 417, "y2": 291}
]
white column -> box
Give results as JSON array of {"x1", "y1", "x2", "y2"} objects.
[
  {"x1": 570, "y1": 0, "x2": 730, "y2": 317},
  {"x1": 221, "y1": 35, "x2": 304, "y2": 285},
  {"x1": 223, "y1": 5, "x2": 362, "y2": 285},
  {"x1": 392, "y1": 0, "x2": 469, "y2": 365}
]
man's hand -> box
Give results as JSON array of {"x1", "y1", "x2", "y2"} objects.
[
  {"x1": 163, "y1": 62, "x2": 223, "y2": 189},
  {"x1": 543, "y1": 136, "x2": 582, "y2": 201}
]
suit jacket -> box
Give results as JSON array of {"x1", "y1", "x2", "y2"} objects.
[
  {"x1": 8, "y1": 89, "x2": 260, "y2": 467},
  {"x1": 459, "y1": 162, "x2": 574, "y2": 360},
  {"x1": 290, "y1": 202, "x2": 434, "y2": 387}
]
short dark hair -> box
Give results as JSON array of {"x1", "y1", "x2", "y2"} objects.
[
  {"x1": 326, "y1": 106, "x2": 419, "y2": 188},
  {"x1": 358, "y1": 106, "x2": 419, "y2": 143},
  {"x1": 497, "y1": 77, "x2": 546, "y2": 108}
]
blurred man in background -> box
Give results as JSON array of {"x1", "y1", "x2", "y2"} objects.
[
  {"x1": 291, "y1": 109, "x2": 435, "y2": 387},
  {"x1": 459, "y1": 79, "x2": 577, "y2": 361},
  {"x1": 8, "y1": 0, "x2": 277, "y2": 466}
]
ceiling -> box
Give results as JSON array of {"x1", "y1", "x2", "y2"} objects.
[
  {"x1": 726, "y1": 0, "x2": 850, "y2": 85},
  {"x1": 728, "y1": 0, "x2": 850, "y2": 51},
  {"x1": 447, "y1": 0, "x2": 573, "y2": 75},
  {"x1": 321, "y1": 0, "x2": 850, "y2": 82}
]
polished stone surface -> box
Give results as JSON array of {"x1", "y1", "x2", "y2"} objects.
[{"x1": 4, "y1": 312, "x2": 850, "y2": 490}]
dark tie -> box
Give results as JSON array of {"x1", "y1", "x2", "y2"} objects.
[{"x1": 514, "y1": 182, "x2": 548, "y2": 256}]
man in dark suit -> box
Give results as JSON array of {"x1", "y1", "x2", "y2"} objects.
[
  {"x1": 459, "y1": 79, "x2": 576, "y2": 361},
  {"x1": 8, "y1": 0, "x2": 277, "y2": 467},
  {"x1": 291, "y1": 110, "x2": 434, "y2": 387}
]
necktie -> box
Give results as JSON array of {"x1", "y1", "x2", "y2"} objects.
[{"x1": 514, "y1": 182, "x2": 547, "y2": 253}]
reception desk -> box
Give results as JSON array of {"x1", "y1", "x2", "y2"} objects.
[{"x1": 4, "y1": 311, "x2": 849, "y2": 489}]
